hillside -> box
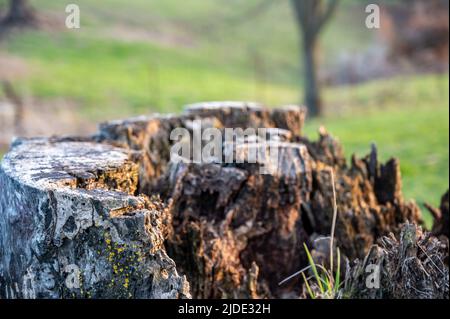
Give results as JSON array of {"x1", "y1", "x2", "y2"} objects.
[{"x1": 0, "y1": 0, "x2": 448, "y2": 226}]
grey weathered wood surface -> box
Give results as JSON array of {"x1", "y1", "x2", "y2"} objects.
[{"x1": 0, "y1": 138, "x2": 190, "y2": 298}]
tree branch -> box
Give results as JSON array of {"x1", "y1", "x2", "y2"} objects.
[
  {"x1": 291, "y1": 0, "x2": 317, "y2": 42},
  {"x1": 315, "y1": 0, "x2": 340, "y2": 34}
]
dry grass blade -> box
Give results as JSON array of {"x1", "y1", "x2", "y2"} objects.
[
  {"x1": 278, "y1": 265, "x2": 313, "y2": 286},
  {"x1": 329, "y1": 168, "x2": 338, "y2": 273}
]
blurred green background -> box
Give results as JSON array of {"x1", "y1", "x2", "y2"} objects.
[{"x1": 0, "y1": 0, "x2": 448, "y2": 226}]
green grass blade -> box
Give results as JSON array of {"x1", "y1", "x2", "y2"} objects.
[
  {"x1": 334, "y1": 248, "x2": 341, "y2": 295},
  {"x1": 324, "y1": 274, "x2": 332, "y2": 297},
  {"x1": 303, "y1": 243, "x2": 324, "y2": 293},
  {"x1": 301, "y1": 272, "x2": 315, "y2": 299}
]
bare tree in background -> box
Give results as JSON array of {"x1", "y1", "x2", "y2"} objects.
[
  {"x1": 1, "y1": 0, "x2": 36, "y2": 26},
  {"x1": 290, "y1": 0, "x2": 339, "y2": 117}
]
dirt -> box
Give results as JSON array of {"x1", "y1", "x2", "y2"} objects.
[
  {"x1": 0, "y1": 97, "x2": 96, "y2": 152},
  {"x1": 102, "y1": 24, "x2": 196, "y2": 48},
  {"x1": 0, "y1": 53, "x2": 30, "y2": 80}
]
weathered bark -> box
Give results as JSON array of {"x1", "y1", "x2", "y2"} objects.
[
  {"x1": 426, "y1": 190, "x2": 449, "y2": 267},
  {"x1": 97, "y1": 102, "x2": 307, "y2": 196},
  {"x1": 184, "y1": 101, "x2": 306, "y2": 135},
  {"x1": 163, "y1": 142, "x2": 313, "y2": 298},
  {"x1": 97, "y1": 102, "x2": 423, "y2": 298},
  {"x1": 343, "y1": 222, "x2": 449, "y2": 299},
  {"x1": 1, "y1": 101, "x2": 442, "y2": 299},
  {"x1": 0, "y1": 138, "x2": 190, "y2": 298},
  {"x1": 430, "y1": 190, "x2": 449, "y2": 240}
]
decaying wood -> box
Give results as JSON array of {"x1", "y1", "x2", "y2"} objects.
[
  {"x1": 0, "y1": 101, "x2": 447, "y2": 299},
  {"x1": 427, "y1": 190, "x2": 449, "y2": 266},
  {"x1": 429, "y1": 190, "x2": 449, "y2": 240},
  {"x1": 97, "y1": 102, "x2": 306, "y2": 196},
  {"x1": 98, "y1": 102, "x2": 426, "y2": 298},
  {"x1": 343, "y1": 222, "x2": 449, "y2": 299}
]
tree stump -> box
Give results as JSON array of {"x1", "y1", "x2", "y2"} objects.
[
  {"x1": 97, "y1": 102, "x2": 425, "y2": 298},
  {"x1": 1, "y1": 101, "x2": 443, "y2": 299},
  {"x1": 0, "y1": 138, "x2": 190, "y2": 298},
  {"x1": 343, "y1": 222, "x2": 449, "y2": 299},
  {"x1": 430, "y1": 190, "x2": 449, "y2": 240}
]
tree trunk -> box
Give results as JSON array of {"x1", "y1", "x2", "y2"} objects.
[
  {"x1": 290, "y1": 0, "x2": 340, "y2": 118},
  {"x1": 303, "y1": 37, "x2": 322, "y2": 117},
  {"x1": 3, "y1": 0, "x2": 35, "y2": 26}
]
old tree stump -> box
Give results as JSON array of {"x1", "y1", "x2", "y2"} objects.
[{"x1": 0, "y1": 102, "x2": 448, "y2": 299}]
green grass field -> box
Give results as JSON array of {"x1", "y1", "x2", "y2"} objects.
[
  {"x1": 306, "y1": 75, "x2": 449, "y2": 226},
  {"x1": 1, "y1": 0, "x2": 375, "y2": 117},
  {"x1": 0, "y1": 0, "x2": 448, "y2": 227}
]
